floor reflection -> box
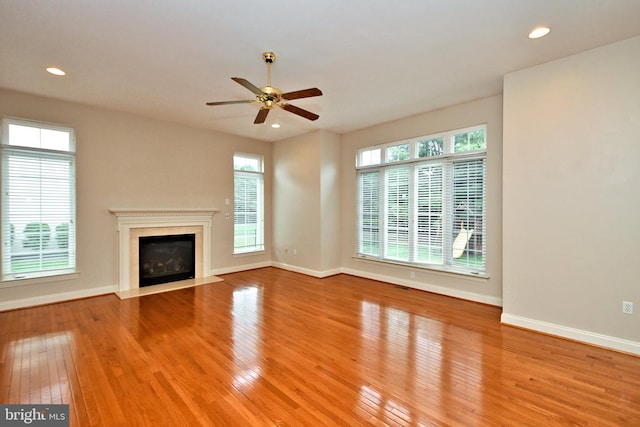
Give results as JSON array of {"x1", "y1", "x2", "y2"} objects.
[
  {"x1": 119, "y1": 288, "x2": 196, "y2": 341},
  {"x1": 358, "y1": 384, "x2": 414, "y2": 425},
  {"x1": 232, "y1": 286, "x2": 262, "y2": 389},
  {"x1": 359, "y1": 299, "x2": 482, "y2": 424},
  {"x1": 4, "y1": 332, "x2": 74, "y2": 404}
]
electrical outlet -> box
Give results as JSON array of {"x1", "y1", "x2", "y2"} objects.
[
  {"x1": 410, "y1": 271, "x2": 415, "y2": 279},
  {"x1": 622, "y1": 301, "x2": 633, "y2": 315}
]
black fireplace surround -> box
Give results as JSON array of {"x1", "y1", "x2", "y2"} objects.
[{"x1": 139, "y1": 233, "x2": 196, "y2": 287}]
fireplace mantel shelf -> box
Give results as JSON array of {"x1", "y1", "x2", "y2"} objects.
[{"x1": 109, "y1": 208, "x2": 219, "y2": 217}]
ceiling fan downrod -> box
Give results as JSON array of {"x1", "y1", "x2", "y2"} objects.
[{"x1": 262, "y1": 51, "x2": 276, "y2": 87}]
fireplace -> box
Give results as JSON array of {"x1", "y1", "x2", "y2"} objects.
[
  {"x1": 110, "y1": 209, "x2": 218, "y2": 293},
  {"x1": 139, "y1": 233, "x2": 196, "y2": 287}
]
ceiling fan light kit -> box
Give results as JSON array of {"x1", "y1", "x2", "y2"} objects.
[{"x1": 206, "y1": 51, "x2": 322, "y2": 124}]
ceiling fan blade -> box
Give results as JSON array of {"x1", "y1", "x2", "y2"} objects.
[
  {"x1": 206, "y1": 100, "x2": 252, "y2": 106},
  {"x1": 280, "y1": 103, "x2": 319, "y2": 121},
  {"x1": 281, "y1": 88, "x2": 323, "y2": 100},
  {"x1": 254, "y1": 107, "x2": 270, "y2": 124},
  {"x1": 232, "y1": 77, "x2": 264, "y2": 96}
]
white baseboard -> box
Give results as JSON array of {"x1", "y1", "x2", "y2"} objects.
[
  {"x1": 0, "y1": 285, "x2": 117, "y2": 311},
  {"x1": 211, "y1": 261, "x2": 272, "y2": 276},
  {"x1": 501, "y1": 313, "x2": 640, "y2": 356},
  {"x1": 218, "y1": 263, "x2": 500, "y2": 308},
  {"x1": 271, "y1": 262, "x2": 342, "y2": 278},
  {"x1": 341, "y1": 267, "x2": 503, "y2": 307}
]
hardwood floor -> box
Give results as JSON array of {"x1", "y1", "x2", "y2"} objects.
[{"x1": 1, "y1": 267, "x2": 639, "y2": 426}]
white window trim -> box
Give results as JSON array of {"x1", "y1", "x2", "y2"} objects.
[{"x1": 0, "y1": 271, "x2": 80, "y2": 289}]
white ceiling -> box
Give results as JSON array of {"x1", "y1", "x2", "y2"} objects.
[{"x1": 2, "y1": 1, "x2": 640, "y2": 142}]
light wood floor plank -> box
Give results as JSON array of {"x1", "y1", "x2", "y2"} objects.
[{"x1": 1, "y1": 267, "x2": 639, "y2": 426}]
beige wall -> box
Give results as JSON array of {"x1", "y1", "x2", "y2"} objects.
[
  {"x1": 319, "y1": 131, "x2": 342, "y2": 272},
  {"x1": 0, "y1": 89, "x2": 271, "y2": 309},
  {"x1": 340, "y1": 95, "x2": 504, "y2": 306},
  {"x1": 502, "y1": 36, "x2": 640, "y2": 353},
  {"x1": 272, "y1": 130, "x2": 341, "y2": 276}
]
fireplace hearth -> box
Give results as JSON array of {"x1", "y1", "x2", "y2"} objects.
[{"x1": 139, "y1": 233, "x2": 196, "y2": 287}]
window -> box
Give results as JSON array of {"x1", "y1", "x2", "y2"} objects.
[
  {"x1": 356, "y1": 125, "x2": 486, "y2": 275},
  {"x1": 233, "y1": 153, "x2": 264, "y2": 254},
  {"x1": 1, "y1": 118, "x2": 76, "y2": 281}
]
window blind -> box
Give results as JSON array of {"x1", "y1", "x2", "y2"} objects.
[
  {"x1": 233, "y1": 171, "x2": 264, "y2": 253},
  {"x1": 450, "y1": 158, "x2": 485, "y2": 270},
  {"x1": 415, "y1": 163, "x2": 443, "y2": 264},
  {"x1": 384, "y1": 168, "x2": 409, "y2": 261},
  {"x1": 358, "y1": 171, "x2": 380, "y2": 256}
]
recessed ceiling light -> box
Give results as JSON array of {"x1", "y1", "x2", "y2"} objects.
[
  {"x1": 46, "y1": 67, "x2": 66, "y2": 76},
  {"x1": 271, "y1": 123, "x2": 280, "y2": 129},
  {"x1": 528, "y1": 26, "x2": 551, "y2": 39}
]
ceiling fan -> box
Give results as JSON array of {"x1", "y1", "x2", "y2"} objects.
[{"x1": 206, "y1": 52, "x2": 323, "y2": 124}]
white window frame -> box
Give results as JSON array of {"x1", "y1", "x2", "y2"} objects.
[
  {"x1": 233, "y1": 153, "x2": 265, "y2": 254},
  {"x1": 356, "y1": 125, "x2": 487, "y2": 276},
  {"x1": 1, "y1": 117, "x2": 77, "y2": 284}
]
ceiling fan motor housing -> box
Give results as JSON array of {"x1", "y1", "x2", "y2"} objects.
[{"x1": 260, "y1": 86, "x2": 282, "y2": 107}]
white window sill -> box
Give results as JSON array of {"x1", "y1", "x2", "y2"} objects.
[
  {"x1": 0, "y1": 270, "x2": 80, "y2": 289},
  {"x1": 353, "y1": 254, "x2": 489, "y2": 281},
  {"x1": 233, "y1": 249, "x2": 266, "y2": 257}
]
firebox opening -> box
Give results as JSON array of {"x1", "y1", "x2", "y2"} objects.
[{"x1": 139, "y1": 233, "x2": 196, "y2": 287}]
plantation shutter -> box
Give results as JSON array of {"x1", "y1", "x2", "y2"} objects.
[{"x1": 1, "y1": 119, "x2": 76, "y2": 278}]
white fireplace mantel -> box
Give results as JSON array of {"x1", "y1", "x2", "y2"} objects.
[
  {"x1": 110, "y1": 208, "x2": 219, "y2": 220},
  {"x1": 110, "y1": 209, "x2": 219, "y2": 292}
]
